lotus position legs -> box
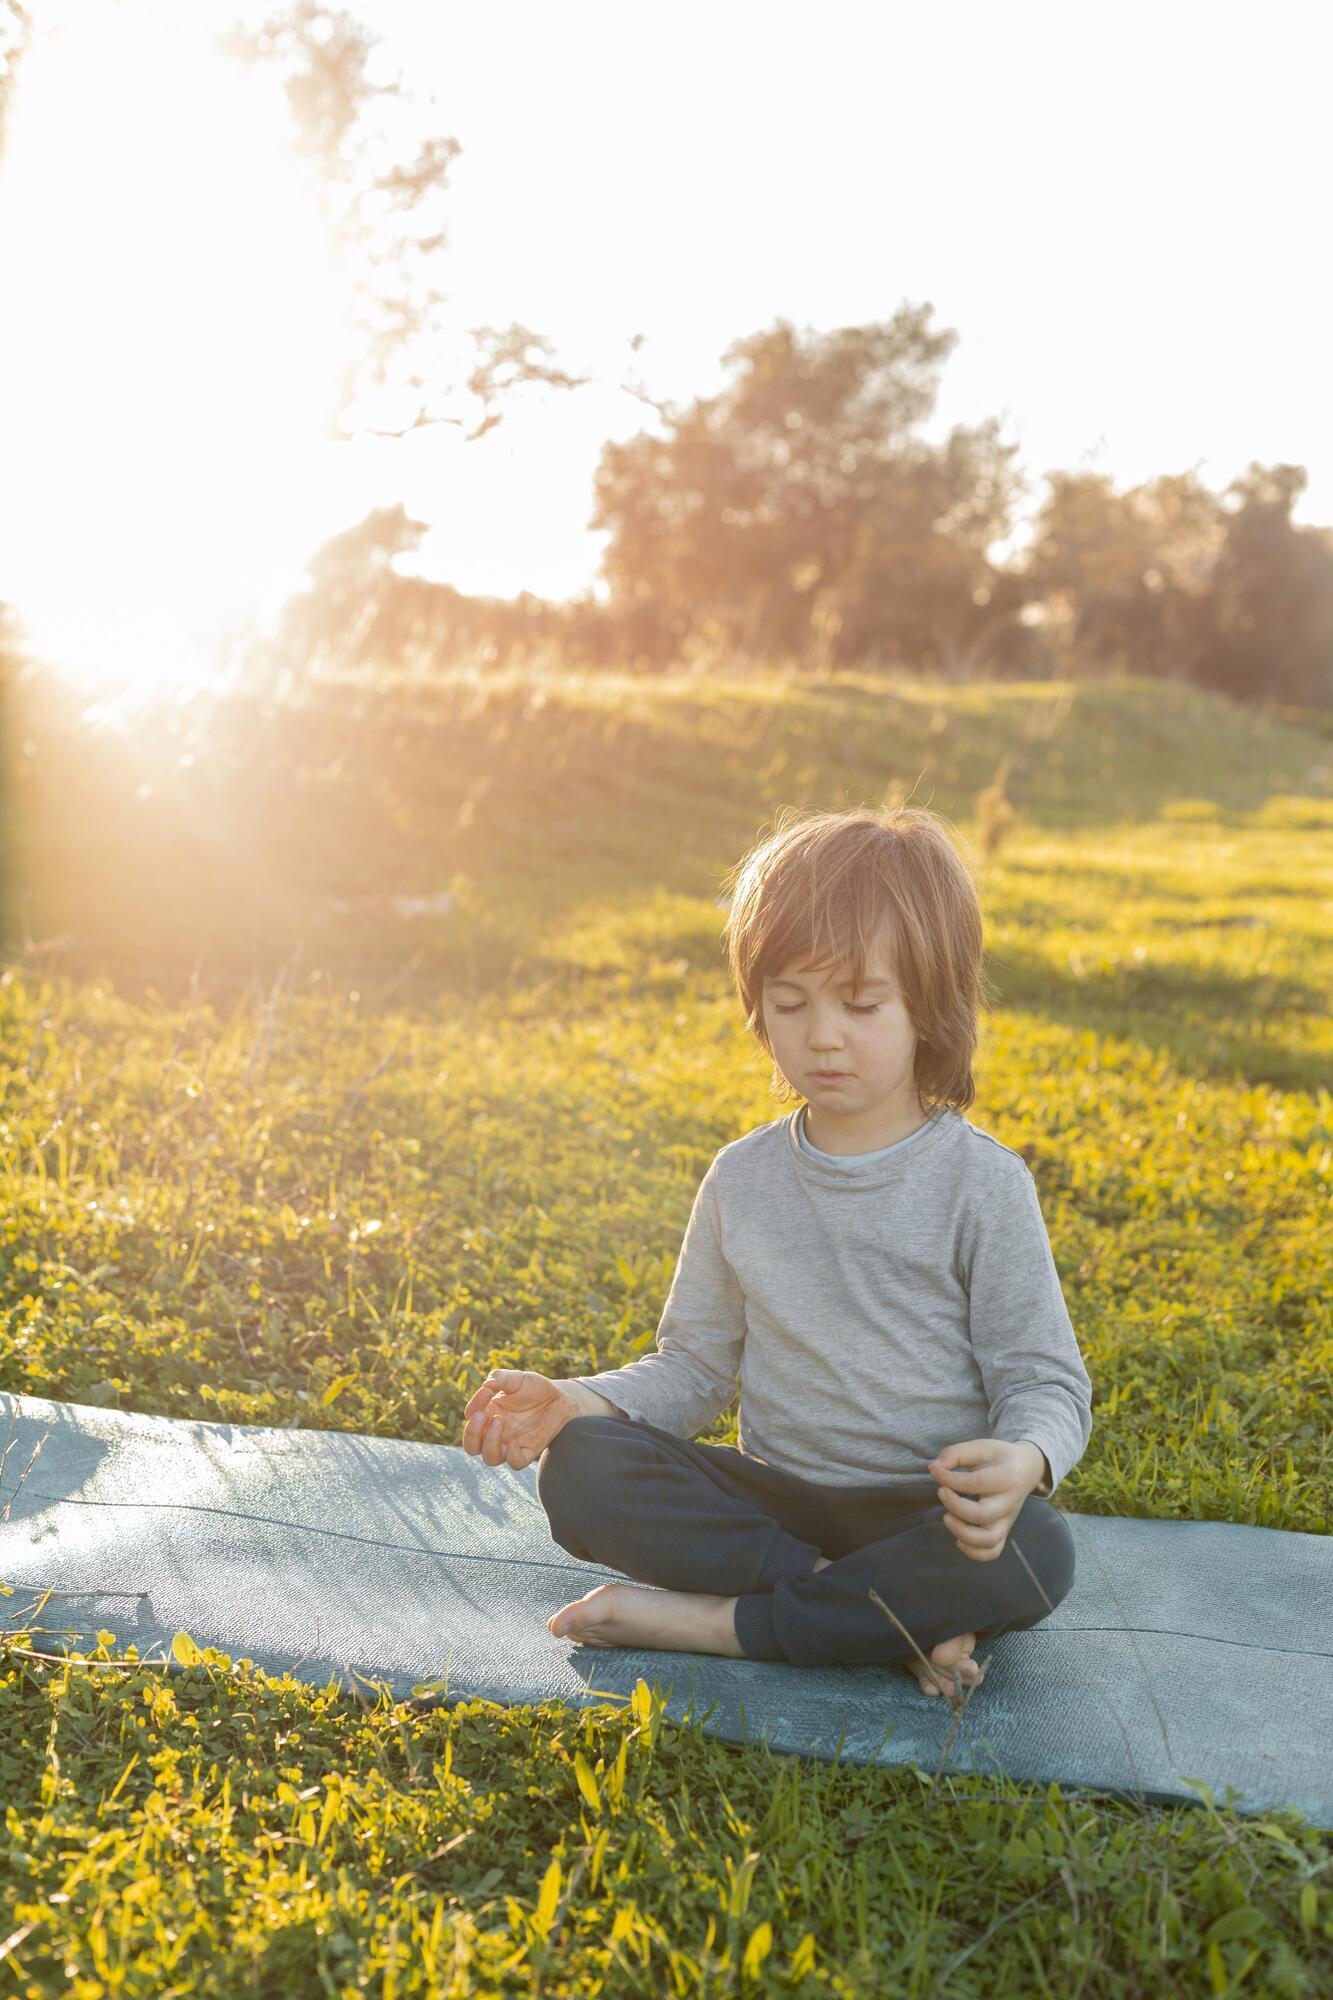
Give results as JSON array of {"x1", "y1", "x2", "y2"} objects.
[{"x1": 546, "y1": 1555, "x2": 985, "y2": 1695}]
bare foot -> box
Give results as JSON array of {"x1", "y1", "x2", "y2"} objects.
[
  {"x1": 547, "y1": 1581, "x2": 745, "y2": 1658},
  {"x1": 910, "y1": 1631, "x2": 984, "y2": 1698}
]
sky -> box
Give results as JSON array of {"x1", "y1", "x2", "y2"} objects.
[{"x1": 0, "y1": 0, "x2": 1329, "y2": 691}]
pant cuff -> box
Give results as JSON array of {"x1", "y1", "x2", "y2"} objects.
[
  {"x1": 733, "y1": 1592, "x2": 786, "y2": 1661},
  {"x1": 754, "y1": 1522, "x2": 823, "y2": 1590}
]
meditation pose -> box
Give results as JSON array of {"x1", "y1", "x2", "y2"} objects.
[{"x1": 462, "y1": 805, "x2": 1092, "y2": 1696}]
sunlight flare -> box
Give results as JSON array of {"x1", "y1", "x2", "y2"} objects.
[{"x1": 0, "y1": 5, "x2": 353, "y2": 695}]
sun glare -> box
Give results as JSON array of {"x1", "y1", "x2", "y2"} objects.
[{"x1": 0, "y1": 6, "x2": 352, "y2": 697}]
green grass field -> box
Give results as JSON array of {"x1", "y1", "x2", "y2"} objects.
[{"x1": 1, "y1": 667, "x2": 1331, "y2": 1995}]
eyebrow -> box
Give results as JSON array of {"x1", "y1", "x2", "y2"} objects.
[{"x1": 765, "y1": 973, "x2": 896, "y2": 992}]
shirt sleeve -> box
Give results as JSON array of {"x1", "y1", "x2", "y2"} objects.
[
  {"x1": 563, "y1": 1159, "x2": 746, "y2": 1438},
  {"x1": 962, "y1": 1161, "x2": 1094, "y2": 1497}
]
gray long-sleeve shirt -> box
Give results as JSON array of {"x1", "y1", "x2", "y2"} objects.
[{"x1": 566, "y1": 1103, "x2": 1094, "y2": 1495}]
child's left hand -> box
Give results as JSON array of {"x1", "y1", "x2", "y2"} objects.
[{"x1": 927, "y1": 1439, "x2": 1045, "y2": 1562}]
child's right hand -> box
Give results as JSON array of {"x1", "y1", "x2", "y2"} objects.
[{"x1": 461, "y1": 1369, "x2": 579, "y2": 1471}]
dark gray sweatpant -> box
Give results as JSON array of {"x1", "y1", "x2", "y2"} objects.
[{"x1": 538, "y1": 1413, "x2": 1076, "y2": 1667}]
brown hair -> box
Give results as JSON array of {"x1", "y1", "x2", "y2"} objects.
[{"x1": 720, "y1": 804, "x2": 996, "y2": 1114}]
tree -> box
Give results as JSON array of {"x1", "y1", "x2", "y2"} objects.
[
  {"x1": 589, "y1": 307, "x2": 1028, "y2": 670},
  {"x1": 266, "y1": 503, "x2": 431, "y2": 675},
  {"x1": 833, "y1": 417, "x2": 1030, "y2": 676},
  {"x1": 1021, "y1": 462, "x2": 1333, "y2": 704},
  {"x1": 1207, "y1": 464, "x2": 1333, "y2": 708},
  {"x1": 0, "y1": 0, "x2": 29, "y2": 165},
  {"x1": 1020, "y1": 469, "x2": 1228, "y2": 682},
  {"x1": 221, "y1": 1, "x2": 593, "y2": 444},
  {"x1": 258, "y1": 502, "x2": 617, "y2": 681}
]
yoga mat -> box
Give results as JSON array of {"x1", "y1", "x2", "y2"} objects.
[{"x1": 2, "y1": 1393, "x2": 1330, "y2": 1830}]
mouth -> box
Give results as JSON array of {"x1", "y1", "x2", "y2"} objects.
[{"x1": 811, "y1": 1071, "x2": 851, "y2": 1081}]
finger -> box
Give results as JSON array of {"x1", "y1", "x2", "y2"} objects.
[
  {"x1": 462, "y1": 1409, "x2": 493, "y2": 1450},
  {"x1": 472, "y1": 1395, "x2": 509, "y2": 1448},
  {"x1": 466, "y1": 1371, "x2": 519, "y2": 1418},
  {"x1": 933, "y1": 1464, "x2": 1002, "y2": 1491},
  {"x1": 941, "y1": 1510, "x2": 1000, "y2": 1546},
  {"x1": 941, "y1": 1439, "x2": 1002, "y2": 1463},
  {"x1": 949, "y1": 1524, "x2": 1008, "y2": 1560},
  {"x1": 944, "y1": 1520, "x2": 1008, "y2": 1552},
  {"x1": 931, "y1": 1440, "x2": 1006, "y2": 1479}
]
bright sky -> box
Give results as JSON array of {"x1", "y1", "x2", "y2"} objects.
[{"x1": 0, "y1": 0, "x2": 1329, "y2": 693}]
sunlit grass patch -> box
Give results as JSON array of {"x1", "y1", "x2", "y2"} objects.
[
  {"x1": 1, "y1": 1635, "x2": 1329, "y2": 1996},
  {"x1": 1, "y1": 664, "x2": 1330, "y2": 1991}
]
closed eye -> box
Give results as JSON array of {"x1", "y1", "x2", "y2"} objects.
[{"x1": 772, "y1": 1002, "x2": 881, "y2": 1015}]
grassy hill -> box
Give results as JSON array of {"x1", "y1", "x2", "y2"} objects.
[{"x1": 1, "y1": 665, "x2": 1330, "y2": 1994}]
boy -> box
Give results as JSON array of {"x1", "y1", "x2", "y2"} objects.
[{"x1": 462, "y1": 805, "x2": 1092, "y2": 1695}]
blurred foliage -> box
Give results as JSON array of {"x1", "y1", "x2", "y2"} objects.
[
  {"x1": 592, "y1": 325, "x2": 1333, "y2": 701},
  {"x1": 0, "y1": 0, "x2": 28, "y2": 163},
  {"x1": 258, "y1": 312, "x2": 1333, "y2": 706},
  {"x1": 218, "y1": 1, "x2": 602, "y2": 447}
]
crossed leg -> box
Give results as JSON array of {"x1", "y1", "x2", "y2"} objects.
[
  {"x1": 536, "y1": 1416, "x2": 1071, "y2": 1688},
  {"x1": 546, "y1": 1558, "x2": 984, "y2": 1694}
]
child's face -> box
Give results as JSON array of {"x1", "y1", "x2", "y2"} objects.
[{"x1": 761, "y1": 940, "x2": 921, "y2": 1116}]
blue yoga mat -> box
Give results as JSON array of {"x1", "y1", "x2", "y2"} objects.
[{"x1": 2, "y1": 1394, "x2": 1330, "y2": 1830}]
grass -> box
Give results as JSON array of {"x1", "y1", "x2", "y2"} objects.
[{"x1": 0, "y1": 661, "x2": 1330, "y2": 1994}]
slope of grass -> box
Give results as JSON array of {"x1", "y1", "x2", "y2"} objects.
[
  {"x1": 1, "y1": 664, "x2": 1330, "y2": 1995},
  {"x1": 5, "y1": 664, "x2": 1329, "y2": 1000}
]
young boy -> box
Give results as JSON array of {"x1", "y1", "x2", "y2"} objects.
[{"x1": 462, "y1": 805, "x2": 1092, "y2": 1696}]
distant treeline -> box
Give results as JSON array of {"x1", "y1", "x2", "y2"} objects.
[{"x1": 260, "y1": 313, "x2": 1332, "y2": 707}]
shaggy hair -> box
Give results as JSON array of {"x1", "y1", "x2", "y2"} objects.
[{"x1": 720, "y1": 804, "x2": 996, "y2": 1114}]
